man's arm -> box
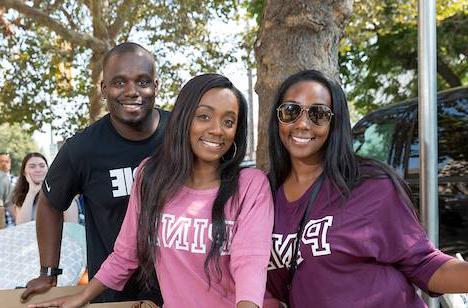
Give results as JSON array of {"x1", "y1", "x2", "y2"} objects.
[
  {"x1": 21, "y1": 191, "x2": 64, "y2": 302},
  {"x1": 37, "y1": 191, "x2": 64, "y2": 269}
]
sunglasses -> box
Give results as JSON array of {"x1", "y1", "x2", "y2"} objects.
[{"x1": 277, "y1": 102, "x2": 334, "y2": 126}]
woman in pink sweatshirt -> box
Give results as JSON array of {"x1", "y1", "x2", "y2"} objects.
[{"x1": 30, "y1": 74, "x2": 274, "y2": 308}]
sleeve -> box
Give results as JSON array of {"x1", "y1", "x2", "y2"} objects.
[
  {"x1": 230, "y1": 171, "x2": 274, "y2": 307},
  {"x1": 369, "y1": 180, "x2": 454, "y2": 294},
  {"x1": 42, "y1": 141, "x2": 81, "y2": 211},
  {"x1": 93, "y1": 166, "x2": 143, "y2": 291}
]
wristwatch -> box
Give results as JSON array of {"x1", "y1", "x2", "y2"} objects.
[{"x1": 40, "y1": 266, "x2": 63, "y2": 277}]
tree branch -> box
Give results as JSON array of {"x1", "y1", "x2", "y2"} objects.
[
  {"x1": 46, "y1": 0, "x2": 65, "y2": 14},
  {"x1": 80, "y1": 0, "x2": 91, "y2": 11},
  {"x1": 60, "y1": 7, "x2": 78, "y2": 31},
  {"x1": 108, "y1": 0, "x2": 137, "y2": 40},
  {"x1": 437, "y1": 56, "x2": 462, "y2": 88},
  {"x1": 121, "y1": 18, "x2": 136, "y2": 42},
  {"x1": 0, "y1": 7, "x2": 13, "y2": 35},
  {"x1": 0, "y1": 0, "x2": 107, "y2": 52},
  {"x1": 90, "y1": 0, "x2": 109, "y2": 40}
]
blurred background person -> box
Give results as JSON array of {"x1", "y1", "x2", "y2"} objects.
[
  {"x1": 10, "y1": 153, "x2": 78, "y2": 225},
  {"x1": 0, "y1": 152, "x2": 17, "y2": 185},
  {"x1": 0, "y1": 152, "x2": 14, "y2": 227}
]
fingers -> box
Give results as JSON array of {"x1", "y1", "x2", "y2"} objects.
[
  {"x1": 21, "y1": 286, "x2": 49, "y2": 303},
  {"x1": 25, "y1": 173, "x2": 33, "y2": 184},
  {"x1": 21, "y1": 287, "x2": 33, "y2": 302},
  {"x1": 21, "y1": 284, "x2": 40, "y2": 302},
  {"x1": 27, "y1": 295, "x2": 66, "y2": 307},
  {"x1": 21, "y1": 278, "x2": 54, "y2": 302},
  {"x1": 28, "y1": 300, "x2": 61, "y2": 307}
]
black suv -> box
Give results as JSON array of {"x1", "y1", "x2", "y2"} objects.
[{"x1": 352, "y1": 87, "x2": 468, "y2": 258}]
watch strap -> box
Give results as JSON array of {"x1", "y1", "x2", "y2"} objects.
[{"x1": 40, "y1": 266, "x2": 63, "y2": 277}]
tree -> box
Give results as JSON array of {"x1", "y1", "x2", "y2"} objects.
[
  {"x1": 0, "y1": 0, "x2": 238, "y2": 135},
  {"x1": 340, "y1": 0, "x2": 467, "y2": 114},
  {"x1": 0, "y1": 123, "x2": 38, "y2": 174},
  {"x1": 251, "y1": 0, "x2": 354, "y2": 169}
]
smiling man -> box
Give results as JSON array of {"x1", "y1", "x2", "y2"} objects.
[{"x1": 21, "y1": 42, "x2": 169, "y2": 305}]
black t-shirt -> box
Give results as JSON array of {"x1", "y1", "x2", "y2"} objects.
[{"x1": 42, "y1": 109, "x2": 169, "y2": 303}]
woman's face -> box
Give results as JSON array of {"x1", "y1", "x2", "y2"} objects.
[
  {"x1": 278, "y1": 80, "x2": 332, "y2": 164},
  {"x1": 24, "y1": 156, "x2": 48, "y2": 184},
  {"x1": 190, "y1": 88, "x2": 239, "y2": 167}
]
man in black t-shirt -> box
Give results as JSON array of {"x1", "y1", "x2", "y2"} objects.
[{"x1": 21, "y1": 42, "x2": 169, "y2": 304}]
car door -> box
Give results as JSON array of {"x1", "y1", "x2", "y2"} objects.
[{"x1": 406, "y1": 91, "x2": 468, "y2": 257}]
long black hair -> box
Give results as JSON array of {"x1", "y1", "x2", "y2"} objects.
[
  {"x1": 268, "y1": 69, "x2": 414, "y2": 203},
  {"x1": 137, "y1": 74, "x2": 248, "y2": 288}
]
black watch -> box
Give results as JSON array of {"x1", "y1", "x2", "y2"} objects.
[{"x1": 40, "y1": 266, "x2": 63, "y2": 277}]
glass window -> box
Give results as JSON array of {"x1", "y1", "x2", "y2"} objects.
[
  {"x1": 353, "y1": 104, "x2": 415, "y2": 172},
  {"x1": 354, "y1": 122, "x2": 395, "y2": 162},
  {"x1": 408, "y1": 97, "x2": 468, "y2": 175}
]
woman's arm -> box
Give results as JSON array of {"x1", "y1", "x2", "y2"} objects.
[
  {"x1": 15, "y1": 192, "x2": 36, "y2": 224},
  {"x1": 28, "y1": 278, "x2": 107, "y2": 308},
  {"x1": 428, "y1": 259, "x2": 468, "y2": 293},
  {"x1": 16, "y1": 174, "x2": 42, "y2": 224},
  {"x1": 230, "y1": 171, "x2": 275, "y2": 308},
  {"x1": 63, "y1": 197, "x2": 79, "y2": 223},
  {"x1": 16, "y1": 175, "x2": 41, "y2": 224}
]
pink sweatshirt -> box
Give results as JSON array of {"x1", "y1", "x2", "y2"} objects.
[{"x1": 95, "y1": 167, "x2": 274, "y2": 307}]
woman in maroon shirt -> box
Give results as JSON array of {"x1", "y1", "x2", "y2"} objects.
[{"x1": 266, "y1": 69, "x2": 468, "y2": 307}]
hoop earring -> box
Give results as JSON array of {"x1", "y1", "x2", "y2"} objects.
[{"x1": 222, "y1": 142, "x2": 237, "y2": 162}]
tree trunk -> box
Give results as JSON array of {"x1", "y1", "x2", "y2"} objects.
[
  {"x1": 88, "y1": 51, "x2": 105, "y2": 123},
  {"x1": 254, "y1": 0, "x2": 353, "y2": 170}
]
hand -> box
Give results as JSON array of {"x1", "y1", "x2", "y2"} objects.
[
  {"x1": 26, "y1": 174, "x2": 42, "y2": 195},
  {"x1": 131, "y1": 301, "x2": 160, "y2": 308},
  {"x1": 21, "y1": 276, "x2": 57, "y2": 303},
  {"x1": 27, "y1": 293, "x2": 87, "y2": 308}
]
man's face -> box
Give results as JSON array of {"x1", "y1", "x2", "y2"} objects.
[
  {"x1": 0, "y1": 154, "x2": 11, "y2": 173},
  {"x1": 101, "y1": 51, "x2": 158, "y2": 127}
]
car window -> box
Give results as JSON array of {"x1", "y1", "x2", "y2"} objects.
[
  {"x1": 353, "y1": 105, "x2": 414, "y2": 172},
  {"x1": 408, "y1": 97, "x2": 468, "y2": 175},
  {"x1": 354, "y1": 122, "x2": 395, "y2": 162}
]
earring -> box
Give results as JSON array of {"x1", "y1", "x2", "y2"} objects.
[{"x1": 222, "y1": 142, "x2": 237, "y2": 162}]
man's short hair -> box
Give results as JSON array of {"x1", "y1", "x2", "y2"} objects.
[{"x1": 102, "y1": 42, "x2": 155, "y2": 72}]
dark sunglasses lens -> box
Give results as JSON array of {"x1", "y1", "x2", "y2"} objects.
[
  {"x1": 278, "y1": 104, "x2": 302, "y2": 123},
  {"x1": 308, "y1": 105, "x2": 332, "y2": 126}
]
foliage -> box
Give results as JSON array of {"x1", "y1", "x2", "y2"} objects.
[
  {"x1": 244, "y1": 0, "x2": 264, "y2": 25},
  {"x1": 340, "y1": 0, "x2": 468, "y2": 115},
  {"x1": 0, "y1": 0, "x2": 240, "y2": 137},
  {"x1": 246, "y1": 0, "x2": 467, "y2": 115},
  {"x1": 236, "y1": 1, "x2": 260, "y2": 70},
  {"x1": 0, "y1": 123, "x2": 38, "y2": 174}
]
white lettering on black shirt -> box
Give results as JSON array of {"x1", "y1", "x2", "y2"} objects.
[{"x1": 109, "y1": 167, "x2": 135, "y2": 197}]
